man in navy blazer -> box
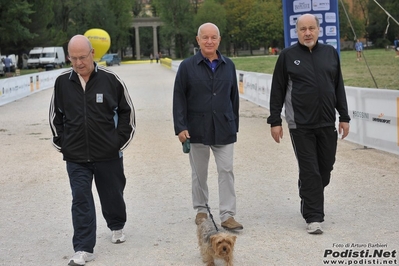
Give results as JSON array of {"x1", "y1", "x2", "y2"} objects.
[{"x1": 173, "y1": 22, "x2": 242, "y2": 231}]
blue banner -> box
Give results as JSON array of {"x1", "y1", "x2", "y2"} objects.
[{"x1": 282, "y1": 0, "x2": 340, "y2": 51}]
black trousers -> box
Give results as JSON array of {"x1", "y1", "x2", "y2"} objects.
[
  {"x1": 289, "y1": 126, "x2": 337, "y2": 223},
  {"x1": 66, "y1": 157, "x2": 127, "y2": 253}
]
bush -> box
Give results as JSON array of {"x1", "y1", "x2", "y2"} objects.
[{"x1": 374, "y1": 38, "x2": 391, "y2": 48}]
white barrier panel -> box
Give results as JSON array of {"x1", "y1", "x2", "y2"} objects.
[
  {"x1": 0, "y1": 69, "x2": 65, "y2": 106},
  {"x1": 237, "y1": 70, "x2": 273, "y2": 109},
  {"x1": 237, "y1": 71, "x2": 399, "y2": 156},
  {"x1": 345, "y1": 86, "x2": 399, "y2": 155}
]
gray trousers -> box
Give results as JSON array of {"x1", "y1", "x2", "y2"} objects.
[{"x1": 189, "y1": 143, "x2": 236, "y2": 222}]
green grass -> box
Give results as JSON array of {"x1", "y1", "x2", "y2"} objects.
[
  {"x1": 20, "y1": 69, "x2": 43, "y2": 75},
  {"x1": 0, "y1": 67, "x2": 63, "y2": 79},
  {"x1": 232, "y1": 49, "x2": 399, "y2": 90}
]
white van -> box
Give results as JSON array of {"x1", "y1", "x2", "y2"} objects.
[
  {"x1": 27, "y1": 47, "x2": 43, "y2": 69},
  {"x1": 39, "y1": 47, "x2": 65, "y2": 68}
]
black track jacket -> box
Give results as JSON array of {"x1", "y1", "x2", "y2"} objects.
[
  {"x1": 49, "y1": 64, "x2": 135, "y2": 163},
  {"x1": 267, "y1": 41, "x2": 350, "y2": 129}
]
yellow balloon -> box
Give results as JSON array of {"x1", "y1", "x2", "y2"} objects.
[{"x1": 84, "y1": 29, "x2": 111, "y2": 61}]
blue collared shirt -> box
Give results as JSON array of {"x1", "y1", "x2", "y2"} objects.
[{"x1": 202, "y1": 55, "x2": 219, "y2": 73}]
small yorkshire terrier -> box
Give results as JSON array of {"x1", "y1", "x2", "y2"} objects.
[{"x1": 197, "y1": 218, "x2": 237, "y2": 266}]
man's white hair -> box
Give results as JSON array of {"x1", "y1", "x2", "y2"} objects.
[{"x1": 197, "y1": 23, "x2": 220, "y2": 37}]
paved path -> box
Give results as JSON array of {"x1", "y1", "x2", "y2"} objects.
[{"x1": 0, "y1": 63, "x2": 398, "y2": 266}]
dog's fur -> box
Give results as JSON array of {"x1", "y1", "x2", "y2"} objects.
[{"x1": 197, "y1": 218, "x2": 237, "y2": 266}]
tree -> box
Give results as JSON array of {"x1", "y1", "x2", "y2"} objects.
[
  {"x1": 106, "y1": 0, "x2": 133, "y2": 54},
  {"x1": 356, "y1": 0, "x2": 369, "y2": 30},
  {"x1": 262, "y1": 1, "x2": 284, "y2": 48},
  {"x1": 153, "y1": 0, "x2": 193, "y2": 58},
  {"x1": 132, "y1": 0, "x2": 145, "y2": 17},
  {"x1": 191, "y1": 0, "x2": 201, "y2": 14},
  {"x1": 194, "y1": 0, "x2": 226, "y2": 34},
  {"x1": 51, "y1": 0, "x2": 85, "y2": 49},
  {"x1": 24, "y1": 0, "x2": 55, "y2": 49},
  {"x1": 194, "y1": 0, "x2": 227, "y2": 51},
  {"x1": 0, "y1": 0, "x2": 36, "y2": 54},
  {"x1": 366, "y1": 0, "x2": 399, "y2": 46},
  {"x1": 50, "y1": 0, "x2": 133, "y2": 55},
  {"x1": 223, "y1": 0, "x2": 256, "y2": 55},
  {"x1": 339, "y1": 0, "x2": 365, "y2": 41},
  {"x1": 245, "y1": 0, "x2": 283, "y2": 53}
]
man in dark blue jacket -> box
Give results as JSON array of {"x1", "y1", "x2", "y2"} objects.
[
  {"x1": 267, "y1": 14, "x2": 350, "y2": 234},
  {"x1": 173, "y1": 22, "x2": 242, "y2": 231},
  {"x1": 49, "y1": 35, "x2": 135, "y2": 265}
]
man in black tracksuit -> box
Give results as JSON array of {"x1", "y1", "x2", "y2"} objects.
[
  {"x1": 267, "y1": 14, "x2": 350, "y2": 234},
  {"x1": 49, "y1": 35, "x2": 135, "y2": 265}
]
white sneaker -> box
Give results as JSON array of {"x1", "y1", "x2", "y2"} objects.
[
  {"x1": 306, "y1": 222, "x2": 323, "y2": 234},
  {"x1": 68, "y1": 251, "x2": 95, "y2": 266},
  {"x1": 111, "y1": 229, "x2": 126, "y2": 244}
]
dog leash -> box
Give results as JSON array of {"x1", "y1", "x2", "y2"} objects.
[{"x1": 205, "y1": 203, "x2": 219, "y2": 232}]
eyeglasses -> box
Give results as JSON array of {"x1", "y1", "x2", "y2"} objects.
[{"x1": 68, "y1": 49, "x2": 92, "y2": 62}]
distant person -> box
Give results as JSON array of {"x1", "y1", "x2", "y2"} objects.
[
  {"x1": 267, "y1": 14, "x2": 350, "y2": 234},
  {"x1": 173, "y1": 22, "x2": 243, "y2": 231},
  {"x1": 155, "y1": 53, "x2": 159, "y2": 63},
  {"x1": 394, "y1": 37, "x2": 399, "y2": 58},
  {"x1": 150, "y1": 53, "x2": 153, "y2": 63},
  {"x1": 49, "y1": 34, "x2": 136, "y2": 266},
  {"x1": 355, "y1": 39, "x2": 363, "y2": 61},
  {"x1": 4, "y1": 55, "x2": 12, "y2": 73}
]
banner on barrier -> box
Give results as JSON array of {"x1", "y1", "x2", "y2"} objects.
[
  {"x1": 0, "y1": 69, "x2": 65, "y2": 107},
  {"x1": 345, "y1": 87, "x2": 399, "y2": 154}
]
